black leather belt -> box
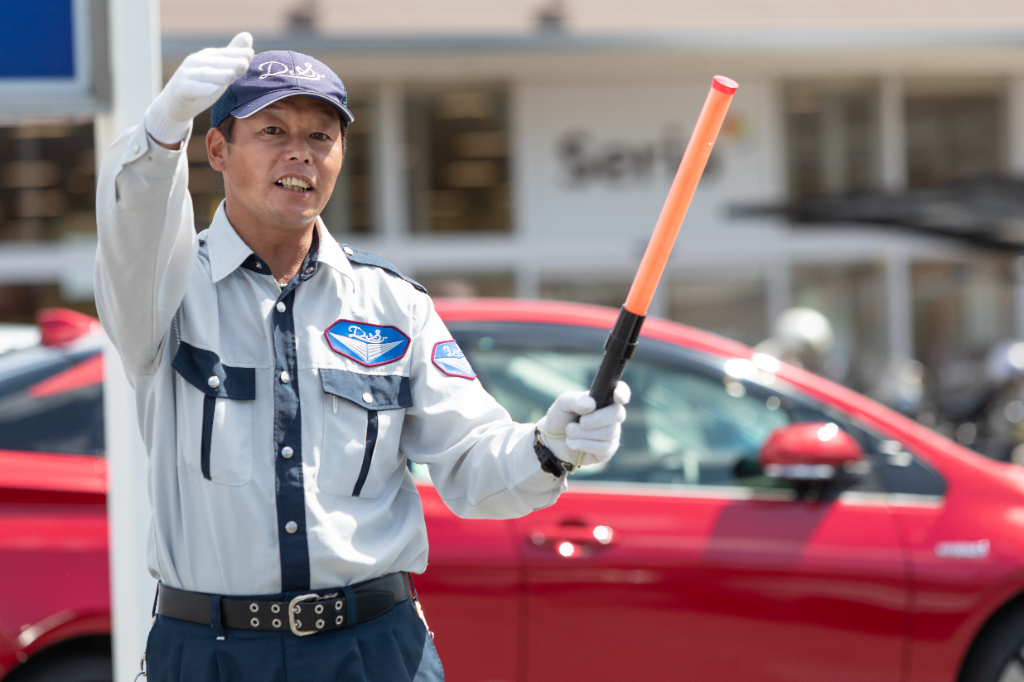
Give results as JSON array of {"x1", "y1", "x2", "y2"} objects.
[{"x1": 156, "y1": 572, "x2": 412, "y2": 637}]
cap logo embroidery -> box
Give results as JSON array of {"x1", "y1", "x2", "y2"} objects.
[
  {"x1": 432, "y1": 340, "x2": 476, "y2": 379},
  {"x1": 325, "y1": 320, "x2": 409, "y2": 367},
  {"x1": 258, "y1": 61, "x2": 325, "y2": 81}
]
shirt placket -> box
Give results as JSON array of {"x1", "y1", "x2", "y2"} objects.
[{"x1": 244, "y1": 239, "x2": 320, "y2": 593}]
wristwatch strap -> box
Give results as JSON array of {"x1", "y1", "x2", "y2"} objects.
[{"x1": 534, "y1": 431, "x2": 576, "y2": 477}]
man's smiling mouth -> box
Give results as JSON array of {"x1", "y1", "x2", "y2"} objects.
[{"x1": 276, "y1": 177, "x2": 312, "y2": 192}]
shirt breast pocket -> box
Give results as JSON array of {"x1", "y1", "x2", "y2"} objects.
[
  {"x1": 319, "y1": 369, "x2": 412, "y2": 499},
  {"x1": 172, "y1": 342, "x2": 256, "y2": 486}
]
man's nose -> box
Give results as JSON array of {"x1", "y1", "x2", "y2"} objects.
[{"x1": 286, "y1": 138, "x2": 314, "y2": 164}]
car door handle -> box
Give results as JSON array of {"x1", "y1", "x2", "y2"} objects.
[{"x1": 527, "y1": 524, "x2": 615, "y2": 556}]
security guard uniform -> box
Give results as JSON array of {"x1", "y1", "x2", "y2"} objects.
[{"x1": 94, "y1": 119, "x2": 567, "y2": 681}]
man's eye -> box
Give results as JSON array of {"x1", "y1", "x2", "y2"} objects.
[
  {"x1": 263, "y1": 127, "x2": 281, "y2": 134},
  {"x1": 311, "y1": 132, "x2": 330, "y2": 141}
]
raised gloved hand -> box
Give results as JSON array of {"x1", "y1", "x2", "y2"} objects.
[
  {"x1": 143, "y1": 32, "x2": 255, "y2": 145},
  {"x1": 536, "y1": 382, "x2": 630, "y2": 468}
]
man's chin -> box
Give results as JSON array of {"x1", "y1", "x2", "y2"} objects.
[
  {"x1": 225, "y1": 198, "x2": 322, "y2": 235},
  {"x1": 265, "y1": 206, "x2": 322, "y2": 232}
]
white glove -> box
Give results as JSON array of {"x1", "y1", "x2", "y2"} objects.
[
  {"x1": 536, "y1": 382, "x2": 631, "y2": 468},
  {"x1": 143, "y1": 32, "x2": 255, "y2": 145}
]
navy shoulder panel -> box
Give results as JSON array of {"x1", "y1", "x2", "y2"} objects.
[{"x1": 340, "y1": 244, "x2": 427, "y2": 294}]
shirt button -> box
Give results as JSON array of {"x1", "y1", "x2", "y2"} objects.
[
  {"x1": 276, "y1": 301, "x2": 286, "y2": 313},
  {"x1": 281, "y1": 446, "x2": 294, "y2": 458},
  {"x1": 362, "y1": 392, "x2": 373, "y2": 404},
  {"x1": 280, "y1": 371, "x2": 290, "y2": 384},
  {"x1": 255, "y1": 262, "x2": 263, "y2": 270},
  {"x1": 132, "y1": 143, "x2": 140, "y2": 154},
  {"x1": 285, "y1": 521, "x2": 298, "y2": 534},
  {"x1": 207, "y1": 376, "x2": 221, "y2": 389},
  {"x1": 343, "y1": 246, "x2": 354, "y2": 256}
]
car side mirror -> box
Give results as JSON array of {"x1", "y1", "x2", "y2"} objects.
[{"x1": 759, "y1": 422, "x2": 864, "y2": 482}]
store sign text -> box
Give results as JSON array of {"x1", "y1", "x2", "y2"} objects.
[{"x1": 557, "y1": 125, "x2": 719, "y2": 187}]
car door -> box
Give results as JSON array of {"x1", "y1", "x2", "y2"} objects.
[
  {"x1": 456, "y1": 322, "x2": 910, "y2": 682},
  {"x1": 414, "y1": 483, "x2": 522, "y2": 682}
]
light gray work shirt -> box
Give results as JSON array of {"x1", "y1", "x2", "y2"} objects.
[{"x1": 94, "y1": 123, "x2": 565, "y2": 596}]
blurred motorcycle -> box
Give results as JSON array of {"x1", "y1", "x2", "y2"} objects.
[
  {"x1": 975, "y1": 340, "x2": 1024, "y2": 462},
  {"x1": 914, "y1": 340, "x2": 1024, "y2": 463}
]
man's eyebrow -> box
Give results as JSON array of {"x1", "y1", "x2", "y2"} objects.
[
  {"x1": 310, "y1": 112, "x2": 342, "y2": 128},
  {"x1": 254, "y1": 110, "x2": 287, "y2": 125}
]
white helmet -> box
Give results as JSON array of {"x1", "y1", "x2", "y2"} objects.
[
  {"x1": 772, "y1": 307, "x2": 835, "y2": 358},
  {"x1": 755, "y1": 307, "x2": 836, "y2": 375}
]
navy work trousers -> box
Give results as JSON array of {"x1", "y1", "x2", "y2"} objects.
[{"x1": 145, "y1": 599, "x2": 444, "y2": 682}]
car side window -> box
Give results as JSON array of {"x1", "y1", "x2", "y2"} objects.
[
  {"x1": 616, "y1": 359, "x2": 790, "y2": 486},
  {"x1": 872, "y1": 439, "x2": 947, "y2": 496},
  {"x1": 428, "y1": 323, "x2": 943, "y2": 497},
  {"x1": 463, "y1": 338, "x2": 825, "y2": 488}
]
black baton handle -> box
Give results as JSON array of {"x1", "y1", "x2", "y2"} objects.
[{"x1": 589, "y1": 307, "x2": 646, "y2": 408}]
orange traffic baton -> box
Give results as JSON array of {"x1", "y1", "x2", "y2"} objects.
[{"x1": 586, "y1": 76, "x2": 738, "y2": 417}]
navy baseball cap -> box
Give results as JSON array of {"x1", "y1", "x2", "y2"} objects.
[{"x1": 211, "y1": 50, "x2": 354, "y2": 129}]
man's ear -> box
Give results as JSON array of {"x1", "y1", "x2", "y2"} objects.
[{"x1": 207, "y1": 128, "x2": 228, "y2": 172}]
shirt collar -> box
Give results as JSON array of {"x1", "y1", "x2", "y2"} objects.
[
  {"x1": 314, "y1": 218, "x2": 356, "y2": 291},
  {"x1": 207, "y1": 202, "x2": 356, "y2": 291},
  {"x1": 208, "y1": 202, "x2": 255, "y2": 284}
]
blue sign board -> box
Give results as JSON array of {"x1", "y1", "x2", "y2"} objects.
[
  {"x1": 0, "y1": 0, "x2": 77, "y2": 79},
  {"x1": 0, "y1": 0, "x2": 101, "y2": 117}
]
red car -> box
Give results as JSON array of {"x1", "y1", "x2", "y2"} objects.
[{"x1": 3, "y1": 301, "x2": 1024, "y2": 682}]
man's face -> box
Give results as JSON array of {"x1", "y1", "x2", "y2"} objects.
[{"x1": 207, "y1": 96, "x2": 344, "y2": 234}]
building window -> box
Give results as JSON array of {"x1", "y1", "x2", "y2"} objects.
[
  {"x1": 791, "y1": 263, "x2": 888, "y2": 392},
  {"x1": 406, "y1": 85, "x2": 511, "y2": 234},
  {"x1": 322, "y1": 86, "x2": 375, "y2": 235},
  {"x1": 912, "y1": 258, "x2": 1014, "y2": 410},
  {"x1": 668, "y1": 279, "x2": 767, "y2": 347},
  {"x1": 0, "y1": 122, "x2": 96, "y2": 242},
  {"x1": 0, "y1": 122, "x2": 98, "y2": 317},
  {"x1": 785, "y1": 80, "x2": 880, "y2": 200},
  {"x1": 905, "y1": 80, "x2": 1005, "y2": 189}
]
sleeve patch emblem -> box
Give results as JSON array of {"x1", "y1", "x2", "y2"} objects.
[
  {"x1": 325, "y1": 320, "x2": 410, "y2": 366},
  {"x1": 432, "y1": 340, "x2": 476, "y2": 380}
]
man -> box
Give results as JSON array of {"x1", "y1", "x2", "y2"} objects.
[{"x1": 95, "y1": 33, "x2": 629, "y2": 682}]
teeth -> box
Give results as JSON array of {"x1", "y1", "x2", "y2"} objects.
[{"x1": 278, "y1": 177, "x2": 311, "y2": 191}]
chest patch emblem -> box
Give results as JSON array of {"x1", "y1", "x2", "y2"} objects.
[
  {"x1": 432, "y1": 340, "x2": 476, "y2": 379},
  {"x1": 325, "y1": 320, "x2": 410, "y2": 367}
]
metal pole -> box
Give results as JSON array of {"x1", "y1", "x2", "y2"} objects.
[{"x1": 93, "y1": 0, "x2": 162, "y2": 680}]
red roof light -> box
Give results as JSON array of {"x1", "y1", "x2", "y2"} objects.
[{"x1": 37, "y1": 308, "x2": 101, "y2": 347}]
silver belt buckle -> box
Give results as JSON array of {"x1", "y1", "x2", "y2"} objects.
[{"x1": 288, "y1": 593, "x2": 319, "y2": 637}]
